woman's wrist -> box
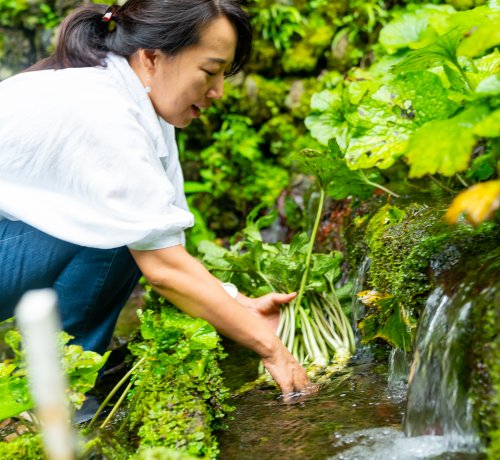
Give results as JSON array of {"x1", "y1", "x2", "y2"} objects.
[
  {"x1": 253, "y1": 331, "x2": 283, "y2": 360},
  {"x1": 234, "y1": 291, "x2": 255, "y2": 309}
]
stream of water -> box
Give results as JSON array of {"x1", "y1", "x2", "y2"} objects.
[{"x1": 218, "y1": 244, "x2": 499, "y2": 460}]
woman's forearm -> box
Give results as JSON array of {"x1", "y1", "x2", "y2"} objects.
[
  {"x1": 129, "y1": 244, "x2": 313, "y2": 395},
  {"x1": 129, "y1": 244, "x2": 279, "y2": 357}
]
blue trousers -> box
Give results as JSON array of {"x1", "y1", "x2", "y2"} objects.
[{"x1": 0, "y1": 220, "x2": 141, "y2": 354}]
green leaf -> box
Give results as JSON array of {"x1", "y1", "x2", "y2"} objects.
[
  {"x1": 358, "y1": 298, "x2": 415, "y2": 351},
  {"x1": 190, "y1": 325, "x2": 218, "y2": 350},
  {"x1": 474, "y1": 49, "x2": 500, "y2": 74},
  {"x1": 288, "y1": 232, "x2": 309, "y2": 256},
  {"x1": 328, "y1": 167, "x2": 382, "y2": 200},
  {"x1": 380, "y1": 15, "x2": 432, "y2": 52},
  {"x1": 475, "y1": 74, "x2": 500, "y2": 97},
  {"x1": 242, "y1": 205, "x2": 277, "y2": 242},
  {"x1": 467, "y1": 152, "x2": 499, "y2": 182},
  {"x1": 456, "y1": 8, "x2": 500, "y2": 57},
  {"x1": 474, "y1": 109, "x2": 500, "y2": 138},
  {"x1": 393, "y1": 27, "x2": 464, "y2": 73},
  {"x1": 297, "y1": 147, "x2": 340, "y2": 189},
  {"x1": 406, "y1": 104, "x2": 490, "y2": 177},
  {"x1": 197, "y1": 241, "x2": 231, "y2": 271},
  {"x1": 345, "y1": 71, "x2": 458, "y2": 170},
  {"x1": 305, "y1": 87, "x2": 350, "y2": 147},
  {"x1": 0, "y1": 377, "x2": 32, "y2": 420},
  {"x1": 443, "y1": 64, "x2": 470, "y2": 94},
  {"x1": 379, "y1": 5, "x2": 456, "y2": 53},
  {"x1": 184, "y1": 181, "x2": 212, "y2": 194}
]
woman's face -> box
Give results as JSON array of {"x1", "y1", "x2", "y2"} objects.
[{"x1": 144, "y1": 16, "x2": 237, "y2": 128}]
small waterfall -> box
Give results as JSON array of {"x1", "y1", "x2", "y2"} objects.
[
  {"x1": 387, "y1": 348, "x2": 409, "y2": 402},
  {"x1": 404, "y1": 246, "x2": 500, "y2": 450},
  {"x1": 351, "y1": 255, "x2": 371, "y2": 335}
]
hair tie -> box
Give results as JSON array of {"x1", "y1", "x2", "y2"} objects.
[{"x1": 102, "y1": 5, "x2": 118, "y2": 23}]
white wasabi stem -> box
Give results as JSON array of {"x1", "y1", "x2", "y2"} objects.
[
  {"x1": 299, "y1": 306, "x2": 327, "y2": 367},
  {"x1": 310, "y1": 303, "x2": 343, "y2": 351}
]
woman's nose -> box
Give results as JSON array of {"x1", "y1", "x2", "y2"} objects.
[{"x1": 206, "y1": 75, "x2": 224, "y2": 99}]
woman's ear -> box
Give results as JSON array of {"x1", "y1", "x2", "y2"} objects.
[
  {"x1": 139, "y1": 49, "x2": 160, "y2": 74},
  {"x1": 128, "y1": 48, "x2": 160, "y2": 78}
]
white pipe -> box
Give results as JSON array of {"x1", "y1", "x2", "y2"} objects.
[{"x1": 15, "y1": 289, "x2": 76, "y2": 460}]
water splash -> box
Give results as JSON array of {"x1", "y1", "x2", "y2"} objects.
[
  {"x1": 404, "y1": 244, "x2": 500, "y2": 451},
  {"x1": 328, "y1": 427, "x2": 484, "y2": 460}
]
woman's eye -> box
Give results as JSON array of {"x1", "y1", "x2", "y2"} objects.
[{"x1": 203, "y1": 69, "x2": 216, "y2": 76}]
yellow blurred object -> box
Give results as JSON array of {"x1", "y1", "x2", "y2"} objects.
[
  {"x1": 356, "y1": 290, "x2": 392, "y2": 307},
  {"x1": 445, "y1": 180, "x2": 500, "y2": 226}
]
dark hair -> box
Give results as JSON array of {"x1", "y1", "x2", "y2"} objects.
[{"x1": 29, "y1": 0, "x2": 252, "y2": 77}]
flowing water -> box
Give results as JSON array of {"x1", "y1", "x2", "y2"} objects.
[
  {"x1": 403, "y1": 245, "x2": 500, "y2": 451},
  {"x1": 218, "y1": 351, "x2": 406, "y2": 459},
  {"x1": 217, "y1": 243, "x2": 499, "y2": 460}
]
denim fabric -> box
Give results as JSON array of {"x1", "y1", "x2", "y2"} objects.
[{"x1": 0, "y1": 220, "x2": 141, "y2": 354}]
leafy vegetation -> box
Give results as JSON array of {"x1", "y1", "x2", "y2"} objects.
[
  {"x1": 81, "y1": 288, "x2": 233, "y2": 459},
  {"x1": 0, "y1": 327, "x2": 108, "y2": 421},
  {"x1": 346, "y1": 200, "x2": 500, "y2": 350},
  {"x1": 198, "y1": 206, "x2": 355, "y2": 373},
  {"x1": 181, "y1": 0, "x2": 416, "y2": 238},
  {"x1": 124, "y1": 291, "x2": 232, "y2": 458},
  {"x1": 0, "y1": 296, "x2": 232, "y2": 459},
  {"x1": 305, "y1": 4, "x2": 500, "y2": 207},
  {"x1": 0, "y1": 325, "x2": 108, "y2": 457}
]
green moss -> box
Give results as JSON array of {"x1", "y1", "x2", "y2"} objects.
[
  {"x1": 354, "y1": 201, "x2": 500, "y2": 353},
  {"x1": 283, "y1": 42, "x2": 318, "y2": 73},
  {"x1": 487, "y1": 345, "x2": 500, "y2": 459},
  {"x1": 465, "y1": 247, "x2": 500, "y2": 454},
  {"x1": 125, "y1": 289, "x2": 233, "y2": 459},
  {"x1": 346, "y1": 198, "x2": 499, "y2": 450},
  {"x1": 0, "y1": 433, "x2": 44, "y2": 459}
]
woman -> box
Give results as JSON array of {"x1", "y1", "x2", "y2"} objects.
[{"x1": 0, "y1": 0, "x2": 312, "y2": 396}]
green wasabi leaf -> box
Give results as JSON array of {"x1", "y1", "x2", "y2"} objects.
[
  {"x1": 327, "y1": 164, "x2": 383, "y2": 200},
  {"x1": 0, "y1": 331, "x2": 108, "y2": 419},
  {"x1": 474, "y1": 109, "x2": 500, "y2": 137},
  {"x1": 297, "y1": 147, "x2": 340, "y2": 189},
  {"x1": 443, "y1": 64, "x2": 470, "y2": 94},
  {"x1": 0, "y1": 376, "x2": 32, "y2": 421},
  {"x1": 380, "y1": 14, "x2": 433, "y2": 53},
  {"x1": 197, "y1": 241, "x2": 231, "y2": 271},
  {"x1": 456, "y1": 8, "x2": 500, "y2": 57},
  {"x1": 406, "y1": 104, "x2": 490, "y2": 177},
  {"x1": 379, "y1": 4, "x2": 456, "y2": 53},
  {"x1": 305, "y1": 87, "x2": 350, "y2": 147},
  {"x1": 345, "y1": 71, "x2": 458, "y2": 170},
  {"x1": 242, "y1": 205, "x2": 277, "y2": 242},
  {"x1": 393, "y1": 27, "x2": 464, "y2": 73},
  {"x1": 289, "y1": 231, "x2": 309, "y2": 256},
  {"x1": 474, "y1": 49, "x2": 500, "y2": 74},
  {"x1": 475, "y1": 74, "x2": 500, "y2": 97}
]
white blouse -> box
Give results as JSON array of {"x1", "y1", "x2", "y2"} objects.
[{"x1": 0, "y1": 53, "x2": 194, "y2": 250}]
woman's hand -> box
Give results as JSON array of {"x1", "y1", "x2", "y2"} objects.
[
  {"x1": 238, "y1": 292, "x2": 296, "y2": 333},
  {"x1": 237, "y1": 291, "x2": 318, "y2": 398},
  {"x1": 261, "y1": 342, "x2": 318, "y2": 400}
]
